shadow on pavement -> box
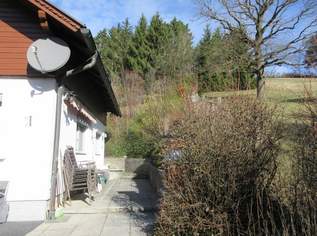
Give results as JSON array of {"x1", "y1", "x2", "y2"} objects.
[
  {"x1": 110, "y1": 168, "x2": 159, "y2": 235},
  {"x1": 0, "y1": 221, "x2": 42, "y2": 236}
]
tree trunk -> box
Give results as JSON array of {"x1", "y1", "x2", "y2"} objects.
[
  {"x1": 254, "y1": 12, "x2": 265, "y2": 99},
  {"x1": 256, "y1": 71, "x2": 265, "y2": 99}
]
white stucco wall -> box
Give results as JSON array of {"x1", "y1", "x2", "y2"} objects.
[
  {"x1": 0, "y1": 78, "x2": 108, "y2": 221},
  {"x1": 59, "y1": 94, "x2": 106, "y2": 170},
  {"x1": 55, "y1": 91, "x2": 107, "y2": 197},
  {"x1": 0, "y1": 77, "x2": 57, "y2": 221}
]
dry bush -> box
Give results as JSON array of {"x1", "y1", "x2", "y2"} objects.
[
  {"x1": 155, "y1": 96, "x2": 293, "y2": 235},
  {"x1": 125, "y1": 79, "x2": 186, "y2": 160},
  {"x1": 107, "y1": 74, "x2": 188, "y2": 158},
  {"x1": 106, "y1": 72, "x2": 145, "y2": 156},
  {"x1": 112, "y1": 71, "x2": 146, "y2": 118}
]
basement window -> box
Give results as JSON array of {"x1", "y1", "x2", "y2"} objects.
[{"x1": 76, "y1": 123, "x2": 87, "y2": 153}]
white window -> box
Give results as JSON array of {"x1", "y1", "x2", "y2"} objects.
[
  {"x1": 95, "y1": 132, "x2": 102, "y2": 155},
  {"x1": 76, "y1": 123, "x2": 87, "y2": 153}
]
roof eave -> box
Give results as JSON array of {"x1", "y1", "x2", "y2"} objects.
[
  {"x1": 25, "y1": 0, "x2": 83, "y2": 32},
  {"x1": 80, "y1": 28, "x2": 122, "y2": 117},
  {"x1": 24, "y1": 0, "x2": 121, "y2": 117}
]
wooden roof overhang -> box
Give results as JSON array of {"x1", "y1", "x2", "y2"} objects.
[
  {"x1": 20, "y1": 0, "x2": 121, "y2": 118},
  {"x1": 25, "y1": 0, "x2": 83, "y2": 32}
]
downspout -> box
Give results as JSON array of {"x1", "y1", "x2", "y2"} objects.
[
  {"x1": 47, "y1": 52, "x2": 98, "y2": 220},
  {"x1": 47, "y1": 84, "x2": 64, "y2": 220}
]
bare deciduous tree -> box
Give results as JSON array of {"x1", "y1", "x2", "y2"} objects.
[{"x1": 196, "y1": 0, "x2": 317, "y2": 98}]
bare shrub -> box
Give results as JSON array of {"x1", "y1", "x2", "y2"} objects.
[
  {"x1": 107, "y1": 75, "x2": 188, "y2": 159},
  {"x1": 106, "y1": 72, "x2": 145, "y2": 156},
  {"x1": 125, "y1": 80, "x2": 186, "y2": 160},
  {"x1": 155, "y1": 97, "x2": 288, "y2": 235}
]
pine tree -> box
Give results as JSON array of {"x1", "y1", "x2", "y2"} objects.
[
  {"x1": 95, "y1": 29, "x2": 114, "y2": 74},
  {"x1": 195, "y1": 25, "x2": 213, "y2": 69},
  {"x1": 195, "y1": 26, "x2": 254, "y2": 93},
  {"x1": 97, "y1": 19, "x2": 134, "y2": 80},
  {"x1": 163, "y1": 18, "x2": 193, "y2": 80},
  {"x1": 147, "y1": 13, "x2": 170, "y2": 71},
  {"x1": 129, "y1": 14, "x2": 152, "y2": 77},
  {"x1": 195, "y1": 25, "x2": 216, "y2": 92},
  {"x1": 95, "y1": 14, "x2": 194, "y2": 87},
  {"x1": 118, "y1": 18, "x2": 134, "y2": 74}
]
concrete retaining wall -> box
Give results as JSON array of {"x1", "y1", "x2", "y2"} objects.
[
  {"x1": 125, "y1": 158, "x2": 150, "y2": 178},
  {"x1": 125, "y1": 158, "x2": 163, "y2": 195},
  {"x1": 106, "y1": 157, "x2": 126, "y2": 170},
  {"x1": 106, "y1": 157, "x2": 164, "y2": 195}
]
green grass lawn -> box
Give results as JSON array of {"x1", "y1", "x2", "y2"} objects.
[
  {"x1": 261, "y1": 78, "x2": 317, "y2": 182},
  {"x1": 203, "y1": 77, "x2": 317, "y2": 116},
  {"x1": 265, "y1": 78, "x2": 317, "y2": 116}
]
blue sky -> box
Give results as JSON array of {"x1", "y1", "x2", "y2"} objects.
[
  {"x1": 50, "y1": 0, "x2": 208, "y2": 44},
  {"x1": 50, "y1": 0, "x2": 315, "y2": 74}
]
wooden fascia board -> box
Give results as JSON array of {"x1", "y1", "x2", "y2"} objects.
[
  {"x1": 38, "y1": 10, "x2": 49, "y2": 31},
  {"x1": 26, "y1": 0, "x2": 82, "y2": 32}
]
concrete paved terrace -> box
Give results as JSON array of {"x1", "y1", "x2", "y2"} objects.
[{"x1": 0, "y1": 175, "x2": 159, "y2": 236}]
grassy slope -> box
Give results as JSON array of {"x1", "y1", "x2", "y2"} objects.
[
  {"x1": 265, "y1": 78, "x2": 317, "y2": 115},
  {"x1": 204, "y1": 78, "x2": 317, "y2": 115},
  {"x1": 203, "y1": 78, "x2": 317, "y2": 182},
  {"x1": 265, "y1": 78, "x2": 317, "y2": 180}
]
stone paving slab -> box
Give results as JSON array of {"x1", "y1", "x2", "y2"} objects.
[
  {"x1": 25, "y1": 212, "x2": 155, "y2": 236},
  {"x1": 24, "y1": 176, "x2": 157, "y2": 236}
]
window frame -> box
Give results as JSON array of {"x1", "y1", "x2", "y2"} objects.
[
  {"x1": 95, "y1": 132, "x2": 102, "y2": 155},
  {"x1": 75, "y1": 122, "x2": 87, "y2": 154}
]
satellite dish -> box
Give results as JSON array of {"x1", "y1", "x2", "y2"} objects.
[{"x1": 27, "y1": 37, "x2": 71, "y2": 73}]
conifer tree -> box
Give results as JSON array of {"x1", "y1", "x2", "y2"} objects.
[
  {"x1": 147, "y1": 13, "x2": 170, "y2": 73},
  {"x1": 196, "y1": 26, "x2": 254, "y2": 92},
  {"x1": 130, "y1": 14, "x2": 152, "y2": 77},
  {"x1": 96, "y1": 19, "x2": 134, "y2": 81},
  {"x1": 163, "y1": 18, "x2": 193, "y2": 80},
  {"x1": 196, "y1": 26, "x2": 221, "y2": 91},
  {"x1": 195, "y1": 25, "x2": 211, "y2": 73},
  {"x1": 95, "y1": 29, "x2": 114, "y2": 74},
  {"x1": 118, "y1": 18, "x2": 134, "y2": 77}
]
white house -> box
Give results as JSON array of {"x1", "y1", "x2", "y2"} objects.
[{"x1": 0, "y1": 0, "x2": 120, "y2": 222}]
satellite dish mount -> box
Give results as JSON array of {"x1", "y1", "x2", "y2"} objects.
[{"x1": 27, "y1": 37, "x2": 71, "y2": 74}]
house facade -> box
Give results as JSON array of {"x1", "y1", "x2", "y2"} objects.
[{"x1": 0, "y1": 0, "x2": 120, "y2": 222}]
